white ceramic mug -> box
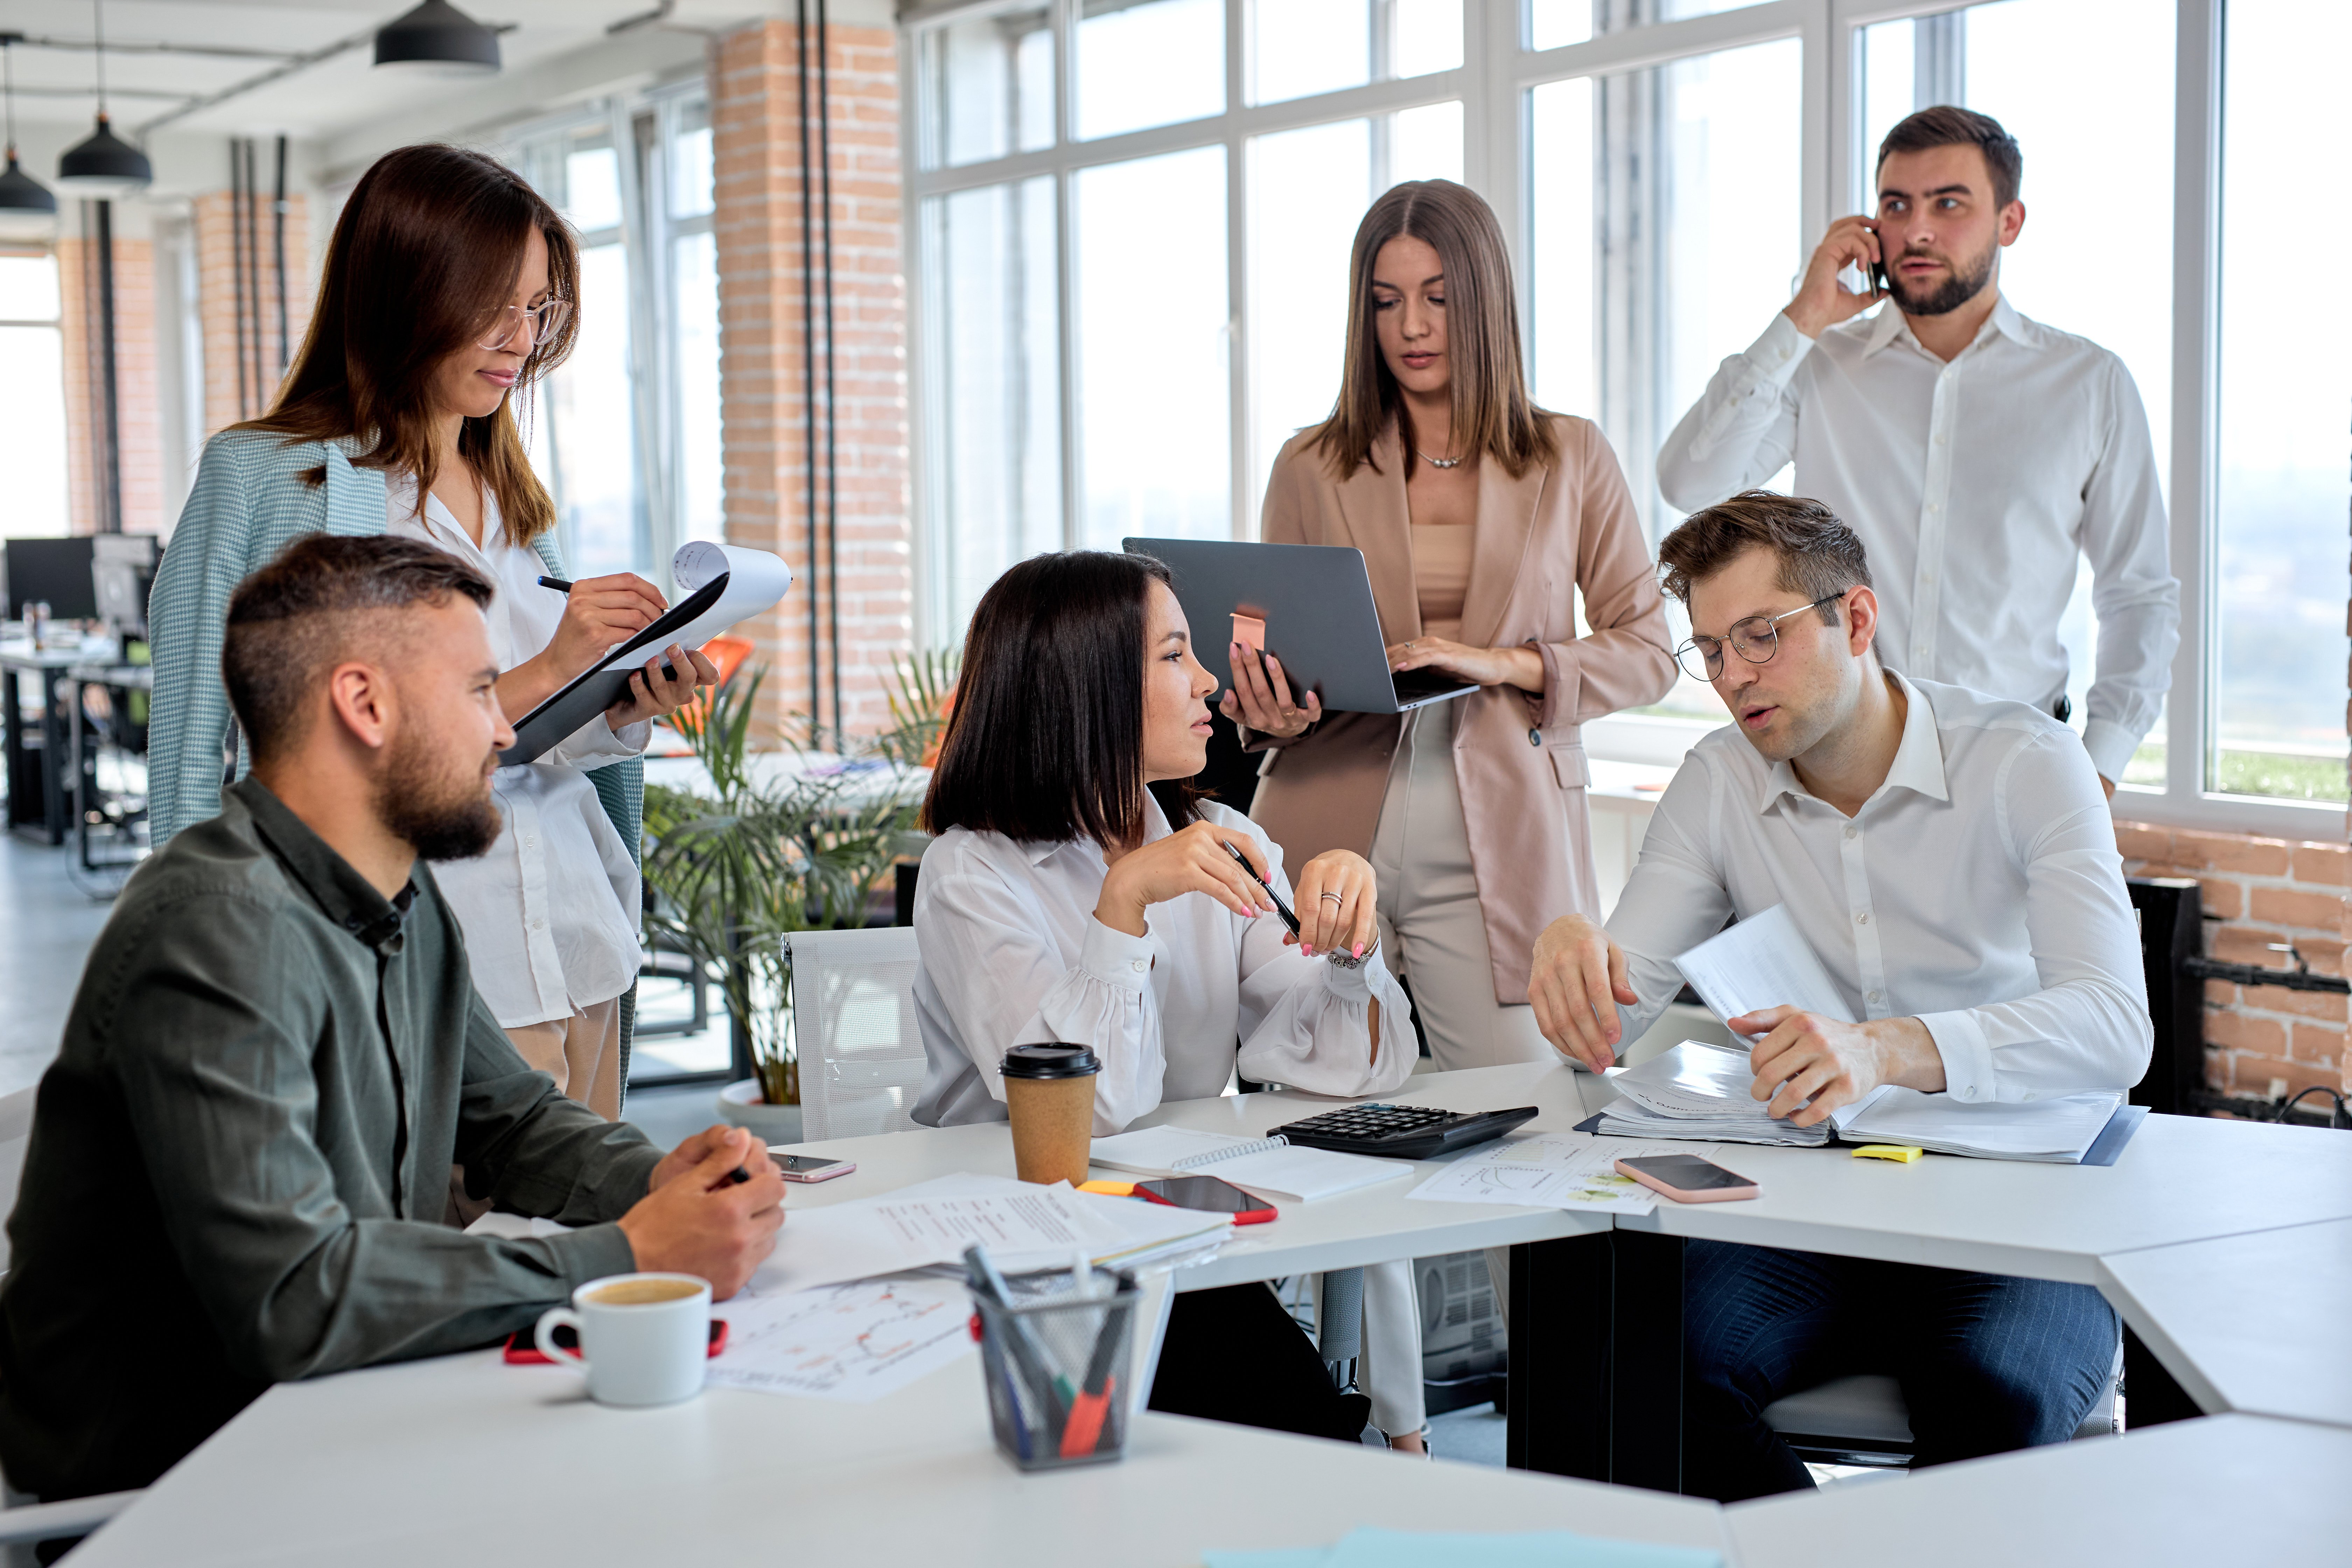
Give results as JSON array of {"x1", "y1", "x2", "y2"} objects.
[{"x1": 534, "y1": 1273, "x2": 711, "y2": 1407}]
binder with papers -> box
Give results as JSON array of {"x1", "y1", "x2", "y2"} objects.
[
  {"x1": 1586, "y1": 1042, "x2": 1841, "y2": 1147},
  {"x1": 1088, "y1": 1125, "x2": 1412, "y2": 1203}
]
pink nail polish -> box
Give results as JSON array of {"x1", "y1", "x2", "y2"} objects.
[
  {"x1": 1301, "y1": 943, "x2": 1314, "y2": 957},
  {"x1": 1352, "y1": 943, "x2": 1364, "y2": 959}
]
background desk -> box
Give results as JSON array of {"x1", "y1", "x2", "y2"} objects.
[{"x1": 0, "y1": 645, "x2": 110, "y2": 846}]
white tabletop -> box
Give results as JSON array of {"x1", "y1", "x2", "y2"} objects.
[
  {"x1": 2096, "y1": 1217, "x2": 2352, "y2": 1429},
  {"x1": 1724, "y1": 1414, "x2": 2352, "y2": 1567},
  {"x1": 67, "y1": 1345, "x2": 1732, "y2": 1568}
]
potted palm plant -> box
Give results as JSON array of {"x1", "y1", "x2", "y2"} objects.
[{"x1": 640, "y1": 668, "x2": 924, "y2": 1144}]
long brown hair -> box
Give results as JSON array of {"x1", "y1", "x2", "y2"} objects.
[
  {"x1": 1312, "y1": 180, "x2": 1555, "y2": 482},
  {"x1": 241, "y1": 143, "x2": 579, "y2": 546}
]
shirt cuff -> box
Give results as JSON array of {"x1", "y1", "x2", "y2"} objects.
[
  {"x1": 1319, "y1": 946, "x2": 1383, "y2": 1002},
  {"x1": 1918, "y1": 1009, "x2": 1996, "y2": 1103},
  {"x1": 2079, "y1": 718, "x2": 2141, "y2": 785},
  {"x1": 548, "y1": 1220, "x2": 642, "y2": 1291},
  {"x1": 1744, "y1": 312, "x2": 1817, "y2": 388},
  {"x1": 1079, "y1": 916, "x2": 1155, "y2": 994}
]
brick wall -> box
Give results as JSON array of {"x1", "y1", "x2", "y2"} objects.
[
  {"x1": 191, "y1": 189, "x2": 313, "y2": 435},
  {"x1": 2116, "y1": 820, "x2": 2350, "y2": 1102},
  {"x1": 57, "y1": 231, "x2": 163, "y2": 535},
  {"x1": 712, "y1": 19, "x2": 912, "y2": 742}
]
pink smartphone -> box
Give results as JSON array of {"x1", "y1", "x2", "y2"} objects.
[{"x1": 1615, "y1": 1154, "x2": 1759, "y2": 1203}]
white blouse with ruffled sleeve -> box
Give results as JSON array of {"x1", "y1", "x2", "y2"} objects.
[{"x1": 910, "y1": 798, "x2": 1415, "y2": 1135}]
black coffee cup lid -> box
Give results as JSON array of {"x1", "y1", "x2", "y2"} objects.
[{"x1": 1000, "y1": 1044, "x2": 1102, "y2": 1080}]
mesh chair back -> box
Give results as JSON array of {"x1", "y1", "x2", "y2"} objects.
[{"x1": 790, "y1": 927, "x2": 927, "y2": 1142}]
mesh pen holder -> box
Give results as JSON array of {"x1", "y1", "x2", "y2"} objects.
[{"x1": 970, "y1": 1268, "x2": 1141, "y2": 1471}]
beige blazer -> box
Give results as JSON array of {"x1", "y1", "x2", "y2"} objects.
[{"x1": 1247, "y1": 415, "x2": 1678, "y2": 1005}]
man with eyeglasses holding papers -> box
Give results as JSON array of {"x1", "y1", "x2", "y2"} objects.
[
  {"x1": 1527, "y1": 492, "x2": 2149, "y2": 1500},
  {"x1": 1656, "y1": 106, "x2": 2178, "y2": 797}
]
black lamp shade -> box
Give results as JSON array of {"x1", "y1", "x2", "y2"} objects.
[
  {"x1": 0, "y1": 153, "x2": 55, "y2": 215},
  {"x1": 374, "y1": 0, "x2": 501, "y2": 75},
  {"x1": 57, "y1": 114, "x2": 152, "y2": 194}
]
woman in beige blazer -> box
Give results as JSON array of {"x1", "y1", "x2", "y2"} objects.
[{"x1": 1226, "y1": 180, "x2": 1677, "y2": 1068}]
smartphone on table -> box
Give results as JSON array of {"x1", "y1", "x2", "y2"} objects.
[
  {"x1": 769, "y1": 1151, "x2": 856, "y2": 1183},
  {"x1": 1615, "y1": 1154, "x2": 1759, "y2": 1204},
  {"x1": 1134, "y1": 1174, "x2": 1279, "y2": 1225}
]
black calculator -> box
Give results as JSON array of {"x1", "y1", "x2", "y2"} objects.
[{"x1": 1272, "y1": 1103, "x2": 1540, "y2": 1161}]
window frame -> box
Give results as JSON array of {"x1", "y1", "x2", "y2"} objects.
[{"x1": 902, "y1": 0, "x2": 2341, "y2": 838}]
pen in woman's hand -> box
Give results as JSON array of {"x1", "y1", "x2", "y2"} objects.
[{"x1": 537, "y1": 575, "x2": 573, "y2": 594}]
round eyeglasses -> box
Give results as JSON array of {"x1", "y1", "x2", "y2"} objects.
[
  {"x1": 475, "y1": 298, "x2": 572, "y2": 353},
  {"x1": 1674, "y1": 591, "x2": 1847, "y2": 682}
]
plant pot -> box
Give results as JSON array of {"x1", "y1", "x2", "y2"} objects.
[{"x1": 718, "y1": 1079, "x2": 804, "y2": 1147}]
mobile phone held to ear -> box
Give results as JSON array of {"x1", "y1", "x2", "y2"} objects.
[
  {"x1": 1615, "y1": 1154, "x2": 1759, "y2": 1203},
  {"x1": 1134, "y1": 1175, "x2": 1279, "y2": 1225}
]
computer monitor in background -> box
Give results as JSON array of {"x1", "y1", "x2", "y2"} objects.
[
  {"x1": 92, "y1": 535, "x2": 159, "y2": 638},
  {"x1": 4, "y1": 537, "x2": 100, "y2": 622}
]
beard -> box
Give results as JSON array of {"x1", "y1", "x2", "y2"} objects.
[
  {"x1": 1890, "y1": 237, "x2": 1998, "y2": 317},
  {"x1": 375, "y1": 727, "x2": 503, "y2": 862}
]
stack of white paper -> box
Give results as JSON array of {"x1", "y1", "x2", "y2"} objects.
[
  {"x1": 1407, "y1": 1133, "x2": 1721, "y2": 1214},
  {"x1": 1593, "y1": 1041, "x2": 1838, "y2": 1147},
  {"x1": 1840, "y1": 1087, "x2": 2125, "y2": 1162}
]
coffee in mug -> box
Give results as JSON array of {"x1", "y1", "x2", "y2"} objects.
[
  {"x1": 535, "y1": 1272, "x2": 711, "y2": 1407},
  {"x1": 1001, "y1": 1043, "x2": 1101, "y2": 1186}
]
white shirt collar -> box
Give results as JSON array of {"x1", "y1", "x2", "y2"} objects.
[
  {"x1": 1859, "y1": 291, "x2": 2028, "y2": 362},
  {"x1": 1758, "y1": 672, "x2": 1950, "y2": 814},
  {"x1": 1022, "y1": 790, "x2": 1174, "y2": 868}
]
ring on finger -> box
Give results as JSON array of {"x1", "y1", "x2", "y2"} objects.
[{"x1": 1318, "y1": 892, "x2": 1343, "y2": 905}]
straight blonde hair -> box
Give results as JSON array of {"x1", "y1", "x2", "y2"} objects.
[{"x1": 1312, "y1": 180, "x2": 1555, "y2": 482}]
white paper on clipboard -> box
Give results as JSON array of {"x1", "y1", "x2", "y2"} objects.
[{"x1": 499, "y1": 543, "x2": 793, "y2": 764}]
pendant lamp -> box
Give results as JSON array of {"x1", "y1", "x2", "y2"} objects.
[
  {"x1": 57, "y1": 0, "x2": 151, "y2": 196},
  {"x1": 374, "y1": 1, "x2": 502, "y2": 76},
  {"x1": 0, "y1": 34, "x2": 57, "y2": 236}
]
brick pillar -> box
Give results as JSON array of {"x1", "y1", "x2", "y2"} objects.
[
  {"x1": 57, "y1": 226, "x2": 162, "y2": 535},
  {"x1": 712, "y1": 19, "x2": 912, "y2": 742},
  {"x1": 191, "y1": 189, "x2": 313, "y2": 434}
]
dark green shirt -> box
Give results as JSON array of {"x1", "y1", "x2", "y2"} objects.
[{"x1": 0, "y1": 778, "x2": 662, "y2": 1499}]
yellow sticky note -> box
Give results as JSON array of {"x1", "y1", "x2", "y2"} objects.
[
  {"x1": 1078, "y1": 1179, "x2": 1136, "y2": 1197},
  {"x1": 1851, "y1": 1144, "x2": 1924, "y2": 1163}
]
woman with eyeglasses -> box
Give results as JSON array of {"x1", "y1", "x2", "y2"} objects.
[{"x1": 149, "y1": 143, "x2": 716, "y2": 1122}]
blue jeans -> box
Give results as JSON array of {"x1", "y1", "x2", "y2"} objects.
[{"x1": 1684, "y1": 1240, "x2": 2119, "y2": 1501}]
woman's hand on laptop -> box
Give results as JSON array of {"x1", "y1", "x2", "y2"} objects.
[
  {"x1": 1219, "y1": 644, "x2": 1321, "y2": 738},
  {"x1": 1529, "y1": 915, "x2": 1637, "y2": 1072},
  {"x1": 1387, "y1": 637, "x2": 1544, "y2": 694}
]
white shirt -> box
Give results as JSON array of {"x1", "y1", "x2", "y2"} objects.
[
  {"x1": 385, "y1": 478, "x2": 649, "y2": 1028},
  {"x1": 1656, "y1": 299, "x2": 2179, "y2": 783},
  {"x1": 911, "y1": 799, "x2": 1415, "y2": 1135},
  {"x1": 1604, "y1": 674, "x2": 2151, "y2": 1105}
]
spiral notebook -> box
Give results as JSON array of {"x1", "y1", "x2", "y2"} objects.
[{"x1": 1090, "y1": 1126, "x2": 1412, "y2": 1204}]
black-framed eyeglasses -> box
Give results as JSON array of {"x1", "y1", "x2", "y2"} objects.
[
  {"x1": 1674, "y1": 592, "x2": 1847, "y2": 682},
  {"x1": 475, "y1": 298, "x2": 573, "y2": 352}
]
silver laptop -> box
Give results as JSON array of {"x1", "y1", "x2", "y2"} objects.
[{"x1": 1124, "y1": 537, "x2": 1476, "y2": 715}]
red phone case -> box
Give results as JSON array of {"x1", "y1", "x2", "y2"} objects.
[
  {"x1": 1135, "y1": 1180, "x2": 1278, "y2": 1225},
  {"x1": 504, "y1": 1318, "x2": 730, "y2": 1365}
]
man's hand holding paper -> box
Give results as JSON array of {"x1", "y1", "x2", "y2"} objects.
[{"x1": 1732, "y1": 1005, "x2": 1943, "y2": 1127}]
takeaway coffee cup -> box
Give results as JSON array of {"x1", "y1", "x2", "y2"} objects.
[
  {"x1": 534, "y1": 1273, "x2": 711, "y2": 1407},
  {"x1": 1002, "y1": 1044, "x2": 1102, "y2": 1186}
]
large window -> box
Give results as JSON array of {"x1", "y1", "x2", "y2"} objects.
[
  {"x1": 501, "y1": 86, "x2": 723, "y2": 585},
  {"x1": 0, "y1": 254, "x2": 68, "y2": 536},
  {"x1": 906, "y1": 0, "x2": 2347, "y2": 834}
]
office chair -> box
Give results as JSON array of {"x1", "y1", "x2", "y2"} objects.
[
  {"x1": 1759, "y1": 1349, "x2": 2122, "y2": 1470},
  {"x1": 785, "y1": 926, "x2": 929, "y2": 1142}
]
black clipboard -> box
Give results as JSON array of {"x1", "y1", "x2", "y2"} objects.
[{"x1": 498, "y1": 572, "x2": 729, "y2": 766}]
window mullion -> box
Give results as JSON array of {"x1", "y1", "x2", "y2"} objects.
[
  {"x1": 1054, "y1": 0, "x2": 1082, "y2": 552},
  {"x1": 2167, "y1": 0, "x2": 2221, "y2": 809},
  {"x1": 1226, "y1": 0, "x2": 1250, "y2": 540}
]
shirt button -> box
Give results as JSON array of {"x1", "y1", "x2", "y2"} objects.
[
  {"x1": 1844, "y1": 825, "x2": 1858, "y2": 840},
  {"x1": 1855, "y1": 911, "x2": 1871, "y2": 925},
  {"x1": 1867, "y1": 989, "x2": 1883, "y2": 1004},
  {"x1": 1926, "y1": 502, "x2": 1940, "y2": 513},
  {"x1": 531, "y1": 917, "x2": 545, "y2": 931},
  {"x1": 524, "y1": 836, "x2": 537, "y2": 849},
  {"x1": 1131, "y1": 959, "x2": 1146, "y2": 973},
  {"x1": 2022, "y1": 1092, "x2": 2036, "y2": 1101},
  {"x1": 1934, "y1": 433, "x2": 1948, "y2": 446}
]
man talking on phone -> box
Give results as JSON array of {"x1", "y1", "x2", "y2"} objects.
[
  {"x1": 1528, "y1": 494, "x2": 2149, "y2": 1500},
  {"x1": 0, "y1": 537, "x2": 784, "y2": 1506},
  {"x1": 1656, "y1": 106, "x2": 2177, "y2": 798}
]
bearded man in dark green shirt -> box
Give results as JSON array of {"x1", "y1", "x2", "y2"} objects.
[{"x1": 0, "y1": 535, "x2": 784, "y2": 1502}]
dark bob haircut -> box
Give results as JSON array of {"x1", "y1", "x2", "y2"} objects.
[{"x1": 922, "y1": 551, "x2": 1203, "y2": 846}]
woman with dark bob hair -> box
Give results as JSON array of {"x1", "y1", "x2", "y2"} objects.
[
  {"x1": 147, "y1": 144, "x2": 718, "y2": 1119},
  {"x1": 911, "y1": 550, "x2": 1420, "y2": 1444}
]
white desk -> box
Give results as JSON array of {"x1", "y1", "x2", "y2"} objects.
[
  {"x1": 1724, "y1": 1414, "x2": 2352, "y2": 1567},
  {"x1": 2096, "y1": 1218, "x2": 2352, "y2": 1428},
  {"x1": 66, "y1": 1346, "x2": 1732, "y2": 1568}
]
